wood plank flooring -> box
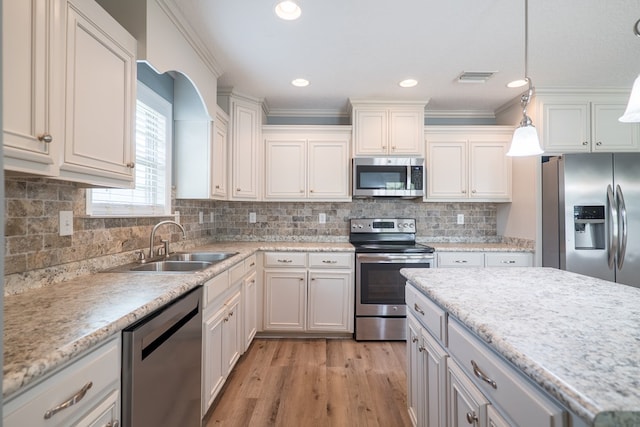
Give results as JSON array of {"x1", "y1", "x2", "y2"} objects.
[{"x1": 204, "y1": 338, "x2": 412, "y2": 427}]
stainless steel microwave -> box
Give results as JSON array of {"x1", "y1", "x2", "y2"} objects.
[{"x1": 352, "y1": 157, "x2": 424, "y2": 198}]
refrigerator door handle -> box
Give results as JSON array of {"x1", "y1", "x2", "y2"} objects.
[
  {"x1": 616, "y1": 184, "x2": 628, "y2": 270},
  {"x1": 607, "y1": 184, "x2": 618, "y2": 269}
]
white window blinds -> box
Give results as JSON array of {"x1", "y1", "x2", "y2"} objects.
[{"x1": 87, "y1": 82, "x2": 172, "y2": 216}]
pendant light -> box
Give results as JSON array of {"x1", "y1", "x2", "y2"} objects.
[
  {"x1": 619, "y1": 19, "x2": 640, "y2": 122},
  {"x1": 507, "y1": 0, "x2": 544, "y2": 156}
]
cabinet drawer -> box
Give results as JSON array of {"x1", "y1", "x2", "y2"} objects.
[
  {"x1": 229, "y1": 261, "x2": 246, "y2": 285},
  {"x1": 308, "y1": 252, "x2": 353, "y2": 269},
  {"x1": 485, "y1": 252, "x2": 533, "y2": 267},
  {"x1": 4, "y1": 337, "x2": 120, "y2": 427},
  {"x1": 405, "y1": 285, "x2": 445, "y2": 342},
  {"x1": 448, "y1": 318, "x2": 565, "y2": 427},
  {"x1": 264, "y1": 252, "x2": 307, "y2": 267},
  {"x1": 245, "y1": 254, "x2": 257, "y2": 272},
  {"x1": 204, "y1": 270, "x2": 229, "y2": 306},
  {"x1": 437, "y1": 252, "x2": 484, "y2": 267}
]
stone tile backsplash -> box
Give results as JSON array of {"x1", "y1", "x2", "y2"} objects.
[{"x1": 4, "y1": 177, "x2": 499, "y2": 280}]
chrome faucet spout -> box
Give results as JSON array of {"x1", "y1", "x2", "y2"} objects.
[{"x1": 149, "y1": 220, "x2": 186, "y2": 258}]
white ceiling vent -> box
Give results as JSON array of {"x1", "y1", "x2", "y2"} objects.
[{"x1": 457, "y1": 71, "x2": 496, "y2": 83}]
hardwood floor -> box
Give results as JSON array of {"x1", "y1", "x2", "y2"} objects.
[{"x1": 204, "y1": 338, "x2": 412, "y2": 427}]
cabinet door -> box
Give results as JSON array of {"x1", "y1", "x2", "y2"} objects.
[
  {"x1": 73, "y1": 389, "x2": 119, "y2": 427},
  {"x1": 243, "y1": 271, "x2": 258, "y2": 351},
  {"x1": 212, "y1": 113, "x2": 228, "y2": 199},
  {"x1": 61, "y1": 0, "x2": 136, "y2": 186},
  {"x1": 427, "y1": 141, "x2": 467, "y2": 199},
  {"x1": 447, "y1": 360, "x2": 489, "y2": 427},
  {"x1": 3, "y1": 0, "x2": 61, "y2": 175},
  {"x1": 437, "y1": 252, "x2": 485, "y2": 268},
  {"x1": 232, "y1": 100, "x2": 261, "y2": 199},
  {"x1": 263, "y1": 270, "x2": 307, "y2": 331},
  {"x1": 542, "y1": 102, "x2": 591, "y2": 153},
  {"x1": 487, "y1": 405, "x2": 511, "y2": 427},
  {"x1": 422, "y1": 329, "x2": 448, "y2": 427},
  {"x1": 354, "y1": 109, "x2": 388, "y2": 155},
  {"x1": 389, "y1": 109, "x2": 423, "y2": 155},
  {"x1": 264, "y1": 139, "x2": 306, "y2": 199},
  {"x1": 407, "y1": 315, "x2": 423, "y2": 427},
  {"x1": 469, "y1": 141, "x2": 511, "y2": 200},
  {"x1": 202, "y1": 306, "x2": 226, "y2": 415},
  {"x1": 308, "y1": 140, "x2": 350, "y2": 200},
  {"x1": 223, "y1": 292, "x2": 242, "y2": 375},
  {"x1": 591, "y1": 103, "x2": 640, "y2": 152},
  {"x1": 307, "y1": 270, "x2": 353, "y2": 332}
]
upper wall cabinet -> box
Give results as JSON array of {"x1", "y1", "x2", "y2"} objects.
[
  {"x1": 426, "y1": 126, "x2": 513, "y2": 202},
  {"x1": 351, "y1": 101, "x2": 427, "y2": 156},
  {"x1": 533, "y1": 92, "x2": 640, "y2": 154},
  {"x1": 263, "y1": 126, "x2": 352, "y2": 201},
  {"x1": 3, "y1": 1, "x2": 62, "y2": 176},
  {"x1": 218, "y1": 91, "x2": 263, "y2": 200},
  {"x1": 3, "y1": 0, "x2": 137, "y2": 187}
]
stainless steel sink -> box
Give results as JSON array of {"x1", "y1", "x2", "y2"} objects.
[
  {"x1": 166, "y1": 252, "x2": 238, "y2": 263},
  {"x1": 130, "y1": 261, "x2": 213, "y2": 272}
]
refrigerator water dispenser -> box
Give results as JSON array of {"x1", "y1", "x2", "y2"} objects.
[{"x1": 574, "y1": 205, "x2": 605, "y2": 250}]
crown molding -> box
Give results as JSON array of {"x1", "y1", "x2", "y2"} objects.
[{"x1": 424, "y1": 109, "x2": 496, "y2": 119}]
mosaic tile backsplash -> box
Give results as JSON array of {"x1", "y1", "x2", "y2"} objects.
[{"x1": 4, "y1": 177, "x2": 499, "y2": 277}]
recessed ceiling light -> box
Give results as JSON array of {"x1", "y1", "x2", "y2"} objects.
[
  {"x1": 275, "y1": 1, "x2": 301, "y2": 20},
  {"x1": 291, "y1": 78, "x2": 309, "y2": 87},
  {"x1": 507, "y1": 78, "x2": 529, "y2": 88},
  {"x1": 399, "y1": 79, "x2": 418, "y2": 88}
]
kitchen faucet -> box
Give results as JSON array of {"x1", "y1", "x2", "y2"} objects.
[{"x1": 148, "y1": 220, "x2": 186, "y2": 259}]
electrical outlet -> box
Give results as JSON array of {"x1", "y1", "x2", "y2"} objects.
[
  {"x1": 457, "y1": 214, "x2": 465, "y2": 225},
  {"x1": 210, "y1": 212, "x2": 214, "y2": 222},
  {"x1": 199, "y1": 211, "x2": 204, "y2": 224},
  {"x1": 249, "y1": 212, "x2": 257, "y2": 223},
  {"x1": 174, "y1": 211, "x2": 181, "y2": 224},
  {"x1": 59, "y1": 211, "x2": 73, "y2": 236},
  {"x1": 319, "y1": 213, "x2": 326, "y2": 224}
]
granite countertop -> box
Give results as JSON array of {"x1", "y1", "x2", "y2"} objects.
[
  {"x1": 401, "y1": 267, "x2": 640, "y2": 427},
  {"x1": 3, "y1": 241, "x2": 354, "y2": 399}
]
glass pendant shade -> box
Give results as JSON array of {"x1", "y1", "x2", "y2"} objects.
[
  {"x1": 619, "y1": 74, "x2": 640, "y2": 122},
  {"x1": 507, "y1": 124, "x2": 543, "y2": 156}
]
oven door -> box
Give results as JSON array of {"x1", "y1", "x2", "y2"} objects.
[{"x1": 356, "y1": 253, "x2": 434, "y2": 316}]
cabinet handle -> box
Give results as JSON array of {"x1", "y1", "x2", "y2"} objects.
[
  {"x1": 236, "y1": 188, "x2": 241, "y2": 192},
  {"x1": 224, "y1": 316, "x2": 229, "y2": 322},
  {"x1": 413, "y1": 303, "x2": 425, "y2": 315},
  {"x1": 322, "y1": 260, "x2": 337, "y2": 264},
  {"x1": 466, "y1": 411, "x2": 479, "y2": 425},
  {"x1": 44, "y1": 381, "x2": 93, "y2": 419},
  {"x1": 471, "y1": 360, "x2": 497, "y2": 389},
  {"x1": 126, "y1": 162, "x2": 135, "y2": 168},
  {"x1": 582, "y1": 141, "x2": 589, "y2": 146},
  {"x1": 229, "y1": 310, "x2": 234, "y2": 317},
  {"x1": 596, "y1": 141, "x2": 602, "y2": 146},
  {"x1": 249, "y1": 262, "x2": 256, "y2": 267},
  {"x1": 277, "y1": 259, "x2": 293, "y2": 263},
  {"x1": 418, "y1": 345, "x2": 426, "y2": 352},
  {"x1": 454, "y1": 260, "x2": 468, "y2": 264},
  {"x1": 500, "y1": 260, "x2": 516, "y2": 264},
  {"x1": 412, "y1": 337, "x2": 419, "y2": 343},
  {"x1": 38, "y1": 134, "x2": 53, "y2": 143}
]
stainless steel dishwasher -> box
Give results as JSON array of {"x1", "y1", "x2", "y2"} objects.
[{"x1": 122, "y1": 286, "x2": 202, "y2": 427}]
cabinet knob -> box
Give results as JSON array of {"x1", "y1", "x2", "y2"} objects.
[
  {"x1": 309, "y1": 189, "x2": 314, "y2": 193},
  {"x1": 596, "y1": 141, "x2": 602, "y2": 146},
  {"x1": 582, "y1": 141, "x2": 589, "y2": 146},
  {"x1": 126, "y1": 162, "x2": 135, "y2": 169},
  {"x1": 462, "y1": 190, "x2": 467, "y2": 194},
  {"x1": 215, "y1": 185, "x2": 220, "y2": 189},
  {"x1": 412, "y1": 337, "x2": 419, "y2": 343},
  {"x1": 38, "y1": 134, "x2": 53, "y2": 143},
  {"x1": 382, "y1": 145, "x2": 387, "y2": 149},
  {"x1": 471, "y1": 189, "x2": 476, "y2": 193},
  {"x1": 466, "y1": 411, "x2": 478, "y2": 425},
  {"x1": 391, "y1": 146, "x2": 396, "y2": 150},
  {"x1": 236, "y1": 188, "x2": 241, "y2": 192},
  {"x1": 418, "y1": 345, "x2": 426, "y2": 352}
]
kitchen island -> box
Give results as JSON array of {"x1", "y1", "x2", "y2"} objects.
[{"x1": 401, "y1": 267, "x2": 640, "y2": 427}]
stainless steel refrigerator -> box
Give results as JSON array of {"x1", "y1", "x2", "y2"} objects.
[{"x1": 542, "y1": 154, "x2": 640, "y2": 288}]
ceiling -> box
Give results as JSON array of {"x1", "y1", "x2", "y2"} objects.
[{"x1": 170, "y1": 0, "x2": 640, "y2": 118}]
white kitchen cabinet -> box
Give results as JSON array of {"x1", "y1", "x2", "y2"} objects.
[
  {"x1": 3, "y1": 0, "x2": 62, "y2": 176},
  {"x1": 243, "y1": 270, "x2": 258, "y2": 350},
  {"x1": 58, "y1": 0, "x2": 136, "y2": 187},
  {"x1": 447, "y1": 359, "x2": 490, "y2": 427},
  {"x1": 203, "y1": 303, "x2": 226, "y2": 415},
  {"x1": 223, "y1": 292, "x2": 242, "y2": 375},
  {"x1": 352, "y1": 101, "x2": 427, "y2": 156},
  {"x1": 437, "y1": 252, "x2": 533, "y2": 268},
  {"x1": 263, "y1": 126, "x2": 351, "y2": 201},
  {"x1": 212, "y1": 108, "x2": 229, "y2": 199},
  {"x1": 4, "y1": 336, "x2": 120, "y2": 427},
  {"x1": 3, "y1": 0, "x2": 136, "y2": 188},
  {"x1": 426, "y1": 127, "x2": 512, "y2": 202},
  {"x1": 262, "y1": 252, "x2": 354, "y2": 334},
  {"x1": 218, "y1": 91, "x2": 263, "y2": 200},
  {"x1": 535, "y1": 93, "x2": 640, "y2": 153},
  {"x1": 487, "y1": 405, "x2": 511, "y2": 427}
]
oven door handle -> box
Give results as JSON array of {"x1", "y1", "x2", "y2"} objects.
[{"x1": 357, "y1": 254, "x2": 434, "y2": 263}]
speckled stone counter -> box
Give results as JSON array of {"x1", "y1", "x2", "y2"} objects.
[
  {"x1": 401, "y1": 267, "x2": 640, "y2": 427},
  {"x1": 3, "y1": 241, "x2": 354, "y2": 399}
]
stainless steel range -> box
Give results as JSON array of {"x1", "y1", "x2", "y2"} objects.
[{"x1": 350, "y1": 218, "x2": 435, "y2": 341}]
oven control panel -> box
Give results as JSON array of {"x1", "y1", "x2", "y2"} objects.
[{"x1": 350, "y1": 218, "x2": 415, "y2": 233}]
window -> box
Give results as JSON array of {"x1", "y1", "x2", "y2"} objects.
[{"x1": 87, "y1": 82, "x2": 172, "y2": 216}]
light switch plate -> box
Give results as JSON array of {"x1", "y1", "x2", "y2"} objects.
[
  {"x1": 249, "y1": 212, "x2": 257, "y2": 223},
  {"x1": 457, "y1": 214, "x2": 465, "y2": 225},
  {"x1": 199, "y1": 212, "x2": 204, "y2": 224},
  {"x1": 319, "y1": 213, "x2": 326, "y2": 224},
  {"x1": 59, "y1": 211, "x2": 73, "y2": 236}
]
